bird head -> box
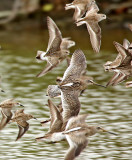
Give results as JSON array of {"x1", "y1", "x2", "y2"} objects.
[{"x1": 36, "y1": 50, "x2": 46, "y2": 61}]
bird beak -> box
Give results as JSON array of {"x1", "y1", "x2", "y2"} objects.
[
  {"x1": 36, "y1": 56, "x2": 40, "y2": 59},
  {"x1": 1, "y1": 89, "x2": 5, "y2": 92},
  {"x1": 41, "y1": 119, "x2": 51, "y2": 125},
  {"x1": 69, "y1": 52, "x2": 73, "y2": 55},
  {"x1": 91, "y1": 81, "x2": 106, "y2": 88},
  {"x1": 99, "y1": 127, "x2": 118, "y2": 135},
  {"x1": 20, "y1": 104, "x2": 24, "y2": 107}
]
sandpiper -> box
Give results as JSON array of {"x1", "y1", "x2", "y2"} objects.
[
  {"x1": 36, "y1": 99, "x2": 63, "y2": 142},
  {"x1": 36, "y1": 17, "x2": 74, "y2": 77},
  {"x1": 76, "y1": 2, "x2": 106, "y2": 53},
  {"x1": 104, "y1": 41, "x2": 127, "y2": 72},
  {"x1": 65, "y1": 0, "x2": 95, "y2": 21},
  {"x1": 11, "y1": 109, "x2": 36, "y2": 141},
  {"x1": 55, "y1": 49, "x2": 86, "y2": 128},
  {"x1": 63, "y1": 114, "x2": 117, "y2": 160},
  {"x1": 106, "y1": 41, "x2": 132, "y2": 86},
  {"x1": 0, "y1": 99, "x2": 24, "y2": 130}
]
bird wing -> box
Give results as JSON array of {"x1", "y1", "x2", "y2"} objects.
[
  {"x1": 106, "y1": 71, "x2": 126, "y2": 87},
  {"x1": 66, "y1": 114, "x2": 88, "y2": 130},
  {"x1": 46, "y1": 17, "x2": 62, "y2": 55},
  {"x1": 128, "y1": 24, "x2": 132, "y2": 32},
  {"x1": 47, "y1": 99, "x2": 62, "y2": 132},
  {"x1": 123, "y1": 39, "x2": 130, "y2": 50},
  {"x1": 73, "y1": 6, "x2": 81, "y2": 21},
  {"x1": 61, "y1": 49, "x2": 87, "y2": 84},
  {"x1": 61, "y1": 38, "x2": 75, "y2": 50},
  {"x1": 86, "y1": 2, "x2": 99, "y2": 16},
  {"x1": 16, "y1": 121, "x2": 29, "y2": 141},
  {"x1": 65, "y1": 134, "x2": 88, "y2": 160},
  {"x1": 86, "y1": 21, "x2": 101, "y2": 53},
  {"x1": 112, "y1": 72, "x2": 127, "y2": 86},
  {"x1": 14, "y1": 109, "x2": 24, "y2": 116},
  {"x1": 111, "y1": 54, "x2": 123, "y2": 68},
  {"x1": 60, "y1": 86, "x2": 81, "y2": 123},
  {"x1": 0, "y1": 108, "x2": 12, "y2": 130},
  {"x1": 113, "y1": 41, "x2": 127, "y2": 64},
  {"x1": 64, "y1": 141, "x2": 76, "y2": 160},
  {"x1": 75, "y1": 140, "x2": 88, "y2": 157},
  {"x1": 36, "y1": 59, "x2": 59, "y2": 77}
]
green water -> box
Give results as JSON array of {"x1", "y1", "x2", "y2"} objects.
[{"x1": 0, "y1": 25, "x2": 132, "y2": 160}]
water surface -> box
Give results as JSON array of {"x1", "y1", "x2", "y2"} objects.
[{"x1": 0, "y1": 26, "x2": 132, "y2": 160}]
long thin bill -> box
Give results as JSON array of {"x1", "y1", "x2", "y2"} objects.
[
  {"x1": 107, "y1": 131, "x2": 118, "y2": 136},
  {"x1": 93, "y1": 82, "x2": 106, "y2": 88}
]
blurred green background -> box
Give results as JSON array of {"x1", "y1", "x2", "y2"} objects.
[{"x1": 0, "y1": 1, "x2": 132, "y2": 160}]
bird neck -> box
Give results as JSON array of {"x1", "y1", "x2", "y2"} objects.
[{"x1": 87, "y1": 126, "x2": 97, "y2": 136}]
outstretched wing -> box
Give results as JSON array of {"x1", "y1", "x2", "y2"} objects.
[
  {"x1": 86, "y1": 21, "x2": 101, "y2": 53},
  {"x1": 46, "y1": 17, "x2": 62, "y2": 55},
  {"x1": 61, "y1": 49, "x2": 87, "y2": 84},
  {"x1": 123, "y1": 39, "x2": 130, "y2": 50},
  {"x1": 0, "y1": 108, "x2": 12, "y2": 130},
  {"x1": 47, "y1": 99, "x2": 62, "y2": 132},
  {"x1": 86, "y1": 2, "x2": 99, "y2": 17},
  {"x1": 36, "y1": 59, "x2": 59, "y2": 77},
  {"x1": 60, "y1": 86, "x2": 81, "y2": 123},
  {"x1": 16, "y1": 121, "x2": 29, "y2": 141},
  {"x1": 114, "y1": 41, "x2": 132, "y2": 66}
]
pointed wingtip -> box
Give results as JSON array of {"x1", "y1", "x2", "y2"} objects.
[
  {"x1": 36, "y1": 73, "x2": 42, "y2": 78},
  {"x1": 15, "y1": 137, "x2": 20, "y2": 141}
]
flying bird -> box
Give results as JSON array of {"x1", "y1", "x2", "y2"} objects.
[
  {"x1": 65, "y1": 0, "x2": 95, "y2": 21},
  {"x1": 63, "y1": 114, "x2": 117, "y2": 160},
  {"x1": 11, "y1": 109, "x2": 36, "y2": 141},
  {"x1": 0, "y1": 99, "x2": 24, "y2": 130},
  {"x1": 36, "y1": 17, "x2": 74, "y2": 77},
  {"x1": 106, "y1": 41, "x2": 132, "y2": 86},
  {"x1": 76, "y1": 2, "x2": 106, "y2": 53}
]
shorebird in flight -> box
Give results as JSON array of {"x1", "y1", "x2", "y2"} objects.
[
  {"x1": 0, "y1": 99, "x2": 24, "y2": 130},
  {"x1": 105, "y1": 41, "x2": 132, "y2": 86},
  {"x1": 76, "y1": 2, "x2": 106, "y2": 53},
  {"x1": 65, "y1": 0, "x2": 95, "y2": 21},
  {"x1": 11, "y1": 109, "x2": 36, "y2": 141},
  {"x1": 36, "y1": 17, "x2": 75, "y2": 77},
  {"x1": 63, "y1": 114, "x2": 117, "y2": 160}
]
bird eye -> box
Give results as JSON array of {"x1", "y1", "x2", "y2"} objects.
[{"x1": 87, "y1": 80, "x2": 92, "y2": 83}]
